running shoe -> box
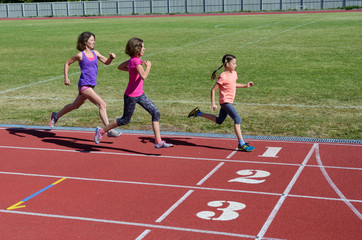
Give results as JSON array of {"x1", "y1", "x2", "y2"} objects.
[
  {"x1": 188, "y1": 107, "x2": 200, "y2": 118},
  {"x1": 50, "y1": 112, "x2": 58, "y2": 129},
  {"x1": 238, "y1": 143, "x2": 255, "y2": 152},
  {"x1": 94, "y1": 127, "x2": 103, "y2": 144},
  {"x1": 155, "y1": 141, "x2": 173, "y2": 149},
  {"x1": 107, "y1": 129, "x2": 122, "y2": 137}
]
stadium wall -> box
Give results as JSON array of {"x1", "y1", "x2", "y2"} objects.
[{"x1": 0, "y1": 0, "x2": 361, "y2": 18}]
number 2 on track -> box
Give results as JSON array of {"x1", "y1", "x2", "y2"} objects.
[{"x1": 228, "y1": 170, "x2": 271, "y2": 184}]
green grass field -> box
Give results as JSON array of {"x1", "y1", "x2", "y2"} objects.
[{"x1": 0, "y1": 11, "x2": 361, "y2": 140}]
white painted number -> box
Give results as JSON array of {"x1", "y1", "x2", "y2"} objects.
[
  {"x1": 228, "y1": 169, "x2": 270, "y2": 184},
  {"x1": 259, "y1": 147, "x2": 282, "y2": 158},
  {"x1": 197, "y1": 201, "x2": 246, "y2": 221}
]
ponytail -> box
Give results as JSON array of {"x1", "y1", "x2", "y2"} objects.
[
  {"x1": 211, "y1": 64, "x2": 224, "y2": 81},
  {"x1": 211, "y1": 54, "x2": 236, "y2": 81}
]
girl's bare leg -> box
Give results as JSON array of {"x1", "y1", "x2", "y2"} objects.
[
  {"x1": 56, "y1": 94, "x2": 87, "y2": 118},
  {"x1": 152, "y1": 121, "x2": 162, "y2": 144},
  {"x1": 234, "y1": 123, "x2": 244, "y2": 142},
  {"x1": 103, "y1": 120, "x2": 119, "y2": 133},
  {"x1": 200, "y1": 113, "x2": 217, "y2": 123},
  {"x1": 81, "y1": 88, "x2": 109, "y2": 126}
]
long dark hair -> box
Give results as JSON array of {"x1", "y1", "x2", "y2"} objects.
[
  {"x1": 76, "y1": 32, "x2": 95, "y2": 51},
  {"x1": 211, "y1": 54, "x2": 236, "y2": 80}
]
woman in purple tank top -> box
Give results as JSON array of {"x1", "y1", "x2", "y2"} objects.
[{"x1": 49, "y1": 32, "x2": 121, "y2": 137}]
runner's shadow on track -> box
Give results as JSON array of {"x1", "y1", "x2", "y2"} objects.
[
  {"x1": 139, "y1": 136, "x2": 233, "y2": 151},
  {"x1": 42, "y1": 139, "x2": 159, "y2": 156},
  {"x1": 7, "y1": 128, "x2": 58, "y2": 138},
  {"x1": 7, "y1": 128, "x2": 108, "y2": 144},
  {"x1": 6, "y1": 128, "x2": 160, "y2": 156}
]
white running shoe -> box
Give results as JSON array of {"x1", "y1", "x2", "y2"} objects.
[
  {"x1": 155, "y1": 141, "x2": 173, "y2": 149},
  {"x1": 94, "y1": 127, "x2": 103, "y2": 144},
  {"x1": 107, "y1": 129, "x2": 122, "y2": 137},
  {"x1": 50, "y1": 112, "x2": 58, "y2": 129}
]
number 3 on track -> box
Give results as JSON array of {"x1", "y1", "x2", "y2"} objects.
[{"x1": 196, "y1": 201, "x2": 246, "y2": 221}]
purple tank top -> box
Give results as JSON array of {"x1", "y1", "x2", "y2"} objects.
[{"x1": 78, "y1": 50, "x2": 98, "y2": 86}]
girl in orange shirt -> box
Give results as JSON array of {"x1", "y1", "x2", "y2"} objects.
[{"x1": 188, "y1": 54, "x2": 255, "y2": 152}]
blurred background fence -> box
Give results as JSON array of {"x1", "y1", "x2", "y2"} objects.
[{"x1": 0, "y1": 0, "x2": 361, "y2": 18}]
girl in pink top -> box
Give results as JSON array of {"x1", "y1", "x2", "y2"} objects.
[
  {"x1": 94, "y1": 38, "x2": 172, "y2": 148},
  {"x1": 188, "y1": 54, "x2": 255, "y2": 152}
]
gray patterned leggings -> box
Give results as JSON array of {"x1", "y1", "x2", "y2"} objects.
[{"x1": 116, "y1": 93, "x2": 161, "y2": 126}]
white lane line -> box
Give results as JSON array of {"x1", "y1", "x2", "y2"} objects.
[
  {"x1": 0, "y1": 20, "x2": 301, "y2": 100},
  {"x1": 1, "y1": 144, "x2": 361, "y2": 170},
  {"x1": 0, "y1": 170, "x2": 280, "y2": 196},
  {"x1": 226, "y1": 148, "x2": 238, "y2": 159},
  {"x1": 196, "y1": 162, "x2": 224, "y2": 185},
  {"x1": 315, "y1": 144, "x2": 362, "y2": 220},
  {"x1": 0, "y1": 21, "x2": 274, "y2": 95},
  {"x1": 215, "y1": 21, "x2": 281, "y2": 30},
  {"x1": 2, "y1": 20, "x2": 360, "y2": 111},
  {"x1": 1, "y1": 170, "x2": 361, "y2": 203},
  {"x1": 2, "y1": 126, "x2": 361, "y2": 146},
  {"x1": 140, "y1": 162, "x2": 223, "y2": 237},
  {"x1": 0, "y1": 145, "x2": 305, "y2": 167},
  {"x1": 238, "y1": 18, "x2": 328, "y2": 48},
  {"x1": 155, "y1": 190, "x2": 194, "y2": 223},
  {"x1": 1, "y1": 95, "x2": 360, "y2": 109},
  {"x1": 256, "y1": 143, "x2": 317, "y2": 239},
  {"x1": 0, "y1": 60, "x2": 120, "y2": 95},
  {"x1": 287, "y1": 193, "x2": 362, "y2": 203},
  {"x1": 135, "y1": 229, "x2": 151, "y2": 240},
  {"x1": 0, "y1": 209, "x2": 256, "y2": 238},
  {"x1": 0, "y1": 72, "x2": 79, "y2": 94},
  {"x1": 147, "y1": 22, "x2": 283, "y2": 57}
]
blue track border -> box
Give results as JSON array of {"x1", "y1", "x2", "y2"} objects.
[{"x1": 0, "y1": 124, "x2": 361, "y2": 144}]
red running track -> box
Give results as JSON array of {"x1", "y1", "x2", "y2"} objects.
[{"x1": 0, "y1": 127, "x2": 361, "y2": 239}]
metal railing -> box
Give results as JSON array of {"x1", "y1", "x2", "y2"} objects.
[{"x1": 0, "y1": 0, "x2": 360, "y2": 18}]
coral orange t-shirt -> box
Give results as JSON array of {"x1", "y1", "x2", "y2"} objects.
[{"x1": 217, "y1": 71, "x2": 238, "y2": 104}]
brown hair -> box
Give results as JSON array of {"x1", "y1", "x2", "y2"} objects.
[
  {"x1": 211, "y1": 54, "x2": 236, "y2": 81},
  {"x1": 76, "y1": 32, "x2": 95, "y2": 51},
  {"x1": 125, "y1": 38, "x2": 144, "y2": 57}
]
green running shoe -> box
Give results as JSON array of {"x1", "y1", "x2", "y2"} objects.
[
  {"x1": 188, "y1": 107, "x2": 201, "y2": 118},
  {"x1": 238, "y1": 143, "x2": 255, "y2": 152}
]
